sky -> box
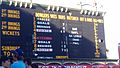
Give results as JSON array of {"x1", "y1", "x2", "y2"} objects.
[
  {"x1": 100, "y1": 0, "x2": 120, "y2": 59},
  {"x1": 10, "y1": 0, "x2": 120, "y2": 59}
]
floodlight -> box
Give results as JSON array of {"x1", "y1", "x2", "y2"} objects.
[
  {"x1": 47, "y1": 5, "x2": 50, "y2": 10},
  {"x1": 14, "y1": 1, "x2": 17, "y2": 6},
  {"x1": 92, "y1": 11, "x2": 95, "y2": 16},
  {"x1": 102, "y1": 12, "x2": 105, "y2": 16},
  {"x1": 52, "y1": 6, "x2": 55, "y2": 11},
  {"x1": 29, "y1": 3, "x2": 32, "y2": 8},
  {"x1": 65, "y1": 8, "x2": 68, "y2": 12},
  {"x1": 56, "y1": 6, "x2": 59, "y2": 11},
  {"x1": 61, "y1": 8, "x2": 64, "y2": 12},
  {"x1": 84, "y1": 10, "x2": 87, "y2": 15},
  {"x1": 80, "y1": 9, "x2": 84, "y2": 14},
  {"x1": 25, "y1": 2, "x2": 27, "y2": 8},
  {"x1": 95, "y1": 11, "x2": 99, "y2": 16},
  {"x1": 9, "y1": 0, "x2": 12, "y2": 6},
  {"x1": 88, "y1": 11, "x2": 91, "y2": 15},
  {"x1": 20, "y1": 2, "x2": 22, "y2": 7}
]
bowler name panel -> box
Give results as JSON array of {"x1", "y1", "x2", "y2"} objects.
[{"x1": 33, "y1": 11, "x2": 69, "y2": 59}]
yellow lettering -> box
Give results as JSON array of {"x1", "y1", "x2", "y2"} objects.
[
  {"x1": 2, "y1": 21, "x2": 7, "y2": 25},
  {"x1": 2, "y1": 9, "x2": 7, "y2": 13},
  {"x1": 3, "y1": 51, "x2": 7, "y2": 56},
  {"x1": 2, "y1": 26, "x2": 7, "y2": 29},
  {"x1": 2, "y1": 46, "x2": 20, "y2": 56},
  {"x1": 8, "y1": 22, "x2": 20, "y2": 26},
  {"x1": 34, "y1": 40, "x2": 36, "y2": 43},
  {"x1": 3, "y1": 51, "x2": 11, "y2": 56},
  {"x1": 67, "y1": 16, "x2": 78, "y2": 21},
  {"x1": 7, "y1": 22, "x2": 20, "y2": 30},
  {"x1": 86, "y1": 18, "x2": 92, "y2": 22},
  {"x1": 7, "y1": 10, "x2": 20, "y2": 18},
  {"x1": 58, "y1": 15, "x2": 65, "y2": 20},
  {"x1": 97, "y1": 19, "x2": 103, "y2": 23},
  {"x1": 50, "y1": 14, "x2": 57, "y2": 19},
  {"x1": 8, "y1": 14, "x2": 20, "y2": 18},
  {"x1": 1, "y1": 13, "x2": 7, "y2": 17},
  {"x1": 35, "y1": 12, "x2": 49, "y2": 18},
  {"x1": 2, "y1": 31, "x2": 20, "y2": 36},
  {"x1": 93, "y1": 18, "x2": 97, "y2": 22},
  {"x1": 8, "y1": 26, "x2": 20, "y2": 30},
  {"x1": 7, "y1": 51, "x2": 11, "y2": 56},
  {"x1": 2, "y1": 46, "x2": 20, "y2": 51},
  {"x1": 56, "y1": 56, "x2": 68, "y2": 59},
  {"x1": 80, "y1": 17, "x2": 84, "y2": 22},
  {"x1": 8, "y1": 10, "x2": 20, "y2": 14}
]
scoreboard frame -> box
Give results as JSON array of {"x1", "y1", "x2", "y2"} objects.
[{"x1": 0, "y1": 1, "x2": 107, "y2": 59}]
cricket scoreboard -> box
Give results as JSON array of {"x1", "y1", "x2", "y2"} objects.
[{"x1": 0, "y1": 1, "x2": 107, "y2": 59}]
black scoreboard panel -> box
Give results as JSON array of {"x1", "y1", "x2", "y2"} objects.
[
  {"x1": 0, "y1": 2, "x2": 107, "y2": 59},
  {"x1": 97, "y1": 17, "x2": 106, "y2": 57},
  {"x1": 81, "y1": 17, "x2": 95, "y2": 58}
]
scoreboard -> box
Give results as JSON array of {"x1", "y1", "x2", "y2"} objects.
[{"x1": 0, "y1": 1, "x2": 107, "y2": 59}]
